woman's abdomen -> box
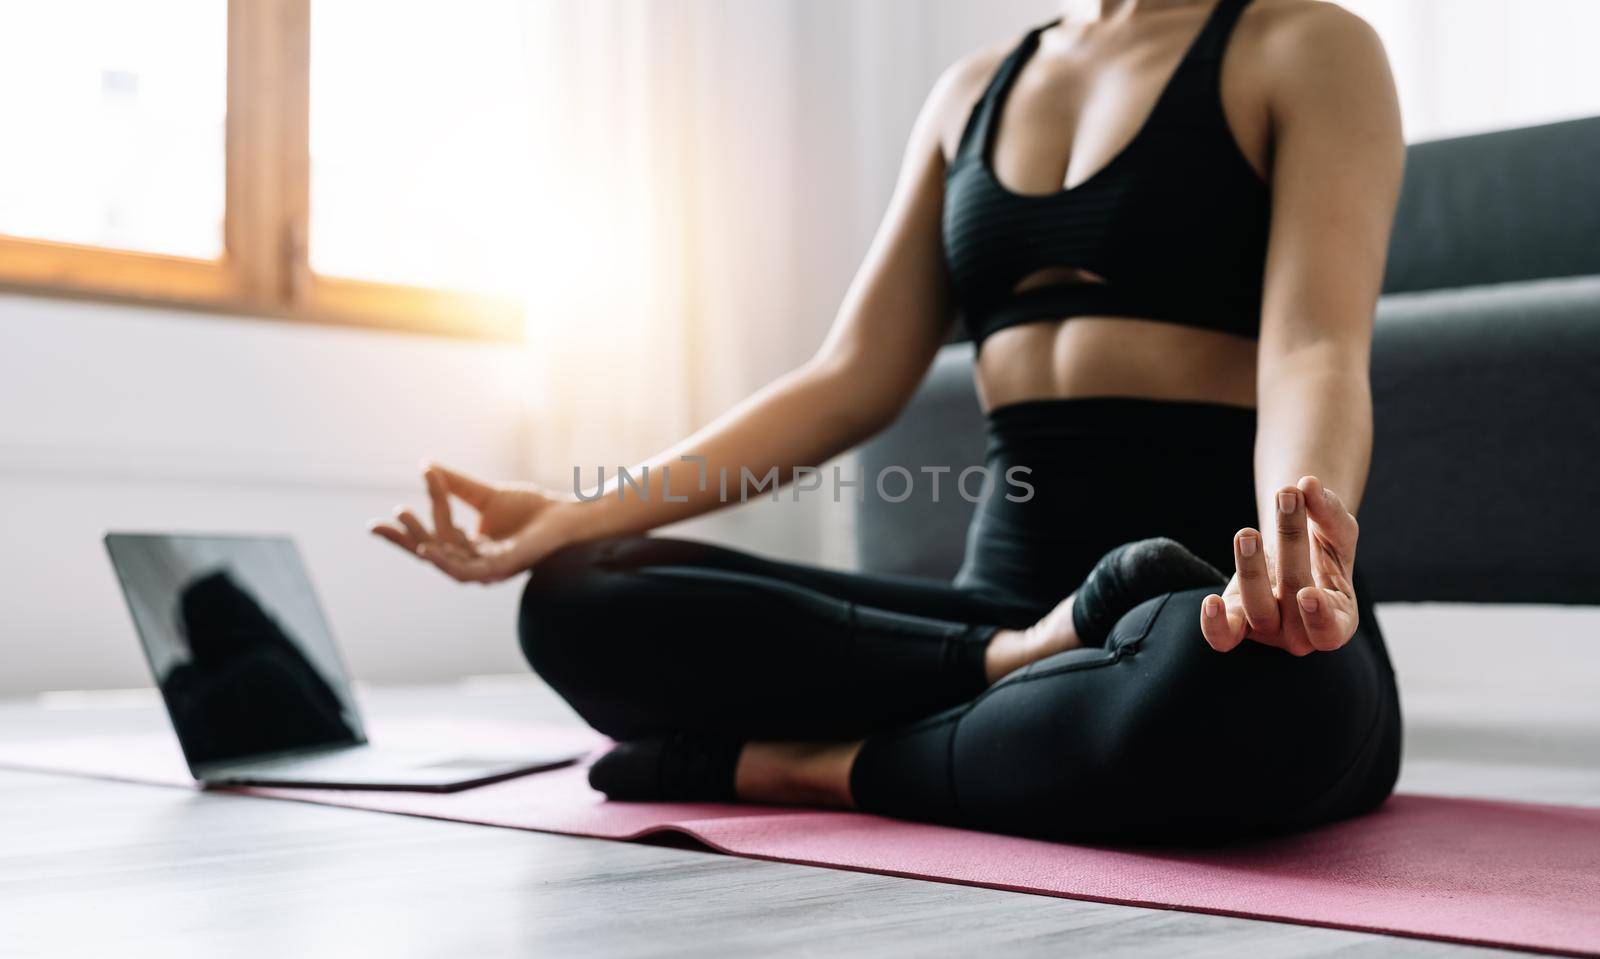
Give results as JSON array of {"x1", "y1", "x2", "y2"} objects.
[
  {"x1": 954, "y1": 395, "x2": 1258, "y2": 607},
  {"x1": 975, "y1": 316, "x2": 1260, "y2": 412}
]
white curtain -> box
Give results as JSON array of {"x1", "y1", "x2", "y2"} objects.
[
  {"x1": 519, "y1": 2, "x2": 701, "y2": 485},
  {"x1": 1337, "y1": 0, "x2": 1600, "y2": 141},
  {"x1": 509, "y1": 0, "x2": 1071, "y2": 497}
]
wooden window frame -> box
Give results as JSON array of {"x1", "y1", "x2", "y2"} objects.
[{"x1": 0, "y1": 0, "x2": 522, "y2": 341}]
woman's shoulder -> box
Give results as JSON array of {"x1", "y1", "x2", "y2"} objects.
[
  {"x1": 1232, "y1": 0, "x2": 1394, "y2": 114},
  {"x1": 1234, "y1": 0, "x2": 1389, "y2": 77},
  {"x1": 1238, "y1": 0, "x2": 1380, "y2": 36},
  {"x1": 926, "y1": 38, "x2": 1021, "y2": 161}
]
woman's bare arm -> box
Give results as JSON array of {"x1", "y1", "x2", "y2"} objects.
[
  {"x1": 373, "y1": 58, "x2": 994, "y2": 581},
  {"x1": 1252, "y1": 3, "x2": 1402, "y2": 522},
  {"x1": 559, "y1": 62, "x2": 990, "y2": 542},
  {"x1": 1201, "y1": 3, "x2": 1403, "y2": 653}
]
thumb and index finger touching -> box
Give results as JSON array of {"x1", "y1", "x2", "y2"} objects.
[{"x1": 424, "y1": 462, "x2": 496, "y2": 511}]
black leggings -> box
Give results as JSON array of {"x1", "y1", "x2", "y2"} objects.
[{"x1": 519, "y1": 398, "x2": 1402, "y2": 845}]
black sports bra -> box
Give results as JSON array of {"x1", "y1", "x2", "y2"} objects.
[{"x1": 943, "y1": 0, "x2": 1269, "y2": 349}]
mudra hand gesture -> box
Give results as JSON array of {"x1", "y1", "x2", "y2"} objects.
[
  {"x1": 1200, "y1": 475, "x2": 1361, "y2": 655},
  {"x1": 369, "y1": 464, "x2": 580, "y2": 584}
]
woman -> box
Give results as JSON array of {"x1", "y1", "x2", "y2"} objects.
[{"x1": 373, "y1": 0, "x2": 1404, "y2": 844}]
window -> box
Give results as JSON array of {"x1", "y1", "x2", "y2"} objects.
[
  {"x1": 0, "y1": 0, "x2": 525, "y2": 340},
  {"x1": 0, "y1": 3, "x2": 226, "y2": 259},
  {"x1": 310, "y1": 1, "x2": 531, "y2": 297}
]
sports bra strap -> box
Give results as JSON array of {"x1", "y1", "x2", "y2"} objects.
[
  {"x1": 951, "y1": 24, "x2": 1051, "y2": 164},
  {"x1": 1145, "y1": 0, "x2": 1255, "y2": 127},
  {"x1": 951, "y1": 0, "x2": 1256, "y2": 164},
  {"x1": 1187, "y1": 0, "x2": 1255, "y2": 63}
]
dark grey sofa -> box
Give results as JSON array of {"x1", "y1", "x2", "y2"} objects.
[{"x1": 857, "y1": 117, "x2": 1600, "y2": 606}]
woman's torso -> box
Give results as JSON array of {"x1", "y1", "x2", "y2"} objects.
[{"x1": 939, "y1": 0, "x2": 1273, "y2": 412}]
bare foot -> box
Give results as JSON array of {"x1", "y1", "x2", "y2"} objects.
[
  {"x1": 984, "y1": 592, "x2": 1082, "y2": 685},
  {"x1": 735, "y1": 740, "x2": 861, "y2": 808}
]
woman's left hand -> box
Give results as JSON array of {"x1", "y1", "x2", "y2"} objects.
[{"x1": 1199, "y1": 475, "x2": 1361, "y2": 655}]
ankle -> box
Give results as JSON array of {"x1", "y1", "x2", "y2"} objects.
[
  {"x1": 983, "y1": 627, "x2": 1034, "y2": 685},
  {"x1": 984, "y1": 595, "x2": 1081, "y2": 685},
  {"x1": 735, "y1": 741, "x2": 860, "y2": 809}
]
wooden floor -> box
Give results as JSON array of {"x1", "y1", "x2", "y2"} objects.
[{"x1": 2, "y1": 677, "x2": 1596, "y2": 958}]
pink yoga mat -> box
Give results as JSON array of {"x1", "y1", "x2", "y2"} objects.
[{"x1": 5, "y1": 719, "x2": 1598, "y2": 958}]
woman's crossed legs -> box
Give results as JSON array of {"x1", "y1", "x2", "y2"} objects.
[{"x1": 519, "y1": 536, "x2": 1399, "y2": 845}]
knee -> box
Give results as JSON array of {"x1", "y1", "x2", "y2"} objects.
[
  {"x1": 1103, "y1": 587, "x2": 1209, "y2": 653},
  {"x1": 1099, "y1": 588, "x2": 1248, "y2": 752},
  {"x1": 515, "y1": 539, "x2": 613, "y2": 683}
]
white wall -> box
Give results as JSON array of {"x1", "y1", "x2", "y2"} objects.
[{"x1": 0, "y1": 293, "x2": 536, "y2": 694}]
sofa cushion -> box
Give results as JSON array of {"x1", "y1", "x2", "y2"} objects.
[
  {"x1": 855, "y1": 345, "x2": 983, "y2": 581},
  {"x1": 1384, "y1": 117, "x2": 1600, "y2": 295},
  {"x1": 1363, "y1": 274, "x2": 1600, "y2": 603}
]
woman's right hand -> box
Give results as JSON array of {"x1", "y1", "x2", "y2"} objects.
[{"x1": 368, "y1": 463, "x2": 587, "y2": 584}]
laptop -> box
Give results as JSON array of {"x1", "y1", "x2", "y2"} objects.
[{"x1": 103, "y1": 532, "x2": 585, "y2": 791}]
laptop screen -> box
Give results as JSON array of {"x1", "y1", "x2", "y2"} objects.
[{"x1": 104, "y1": 534, "x2": 365, "y2": 771}]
